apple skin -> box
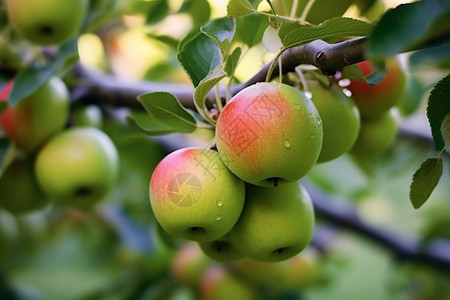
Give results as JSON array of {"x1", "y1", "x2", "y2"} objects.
[
  {"x1": 215, "y1": 82, "x2": 323, "y2": 187},
  {"x1": 171, "y1": 242, "x2": 212, "y2": 287},
  {"x1": 34, "y1": 127, "x2": 119, "y2": 208},
  {"x1": 149, "y1": 148, "x2": 245, "y2": 243},
  {"x1": 307, "y1": 81, "x2": 360, "y2": 163},
  {"x1": 346, "y1": 58, "x2": 407, "y2": 118},
  {"x1": 198, "y1": 233, "x2": 245, "y2": 263},
  {"x1": 199, "y1": 265, "x2": 258, "y2": 300},
  {"x1": 0, "y1": 155, "x2": 50, "y2": 215},
  {"x1": 229, "y1": 182, "x2": 315, "y2": 262},
  {"x1": 0, "y1": 77, "x2": 70, "y2": 153},
  {"x1": 5, "y1": 0, "x2": 88, "y2": 45},
  {"x1": 229, "y1": 258, "x2": 286, "y2": 290},
  {"x1": 350, "y1": 109, "x2": 398, "y2": 159}
]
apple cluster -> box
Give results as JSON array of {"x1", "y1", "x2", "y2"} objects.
[
  {"x1": 0, "y1": 77, "x2": 119, "y2": 214},
  {"x1": 150, "y1": 67, "x2": 407, "y2": 263}
]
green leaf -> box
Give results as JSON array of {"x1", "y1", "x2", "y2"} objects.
[
  {"x1": 341, "y1": 61, "x2": 386, "y2": 86},
  {"x1": 200, "y1": 17, "x2": 235, "y2": 53},
  {"x1": 137, "y1": 92, "x2": 197, "y2": 133},
  {"x1": 409, "y1": 42, "x2": 450, "y2": 69},
  {"x1": 9, "y1": 38, "x2": 78, "y2": 106},
  {"x1": 0, "y1": 137, "x2": 11, "y2": 177},
  {"x1": 224, "y1": 47, "x2": 242, "y2": 77},
  {"x1": 234, "y1": 12, "x2": 268, "y2": 47},
  {"x1": 410, "y1": 157, "x2": 443, "y2": 209},
  {"x1": 179, "y1": 0, "x2": 211, "y2": 29},
  {"x1": 227, "y1": 0, "x2": 256, "y2": 17},
  {"x1": 278, "y1": 17, "x2": 374, "y2": 47},
  {"x1": 177, "y1": 31, "x2": 221, "y2": 87},
  {"x1": 367, "y1": 0, "x2": 450, "y2": 60},
  {"x1": 193, "y1": 65, "x2": 227, "y2": 120},
  {"x1": 145, "y1": 0, "x2": 169, "y2": 25},
  {"x1": 126, "y1": 111, "x2": 175, "y2": 136},
  {"x1": 427, "y1": 73, "x2": 450, "y2": 151}
]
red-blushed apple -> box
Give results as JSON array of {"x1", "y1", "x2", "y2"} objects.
[
  {"x1": 346, "y1": 58, "x2": 406, "y2": 118},
  {"x1": 198, "y1": 233, "x2": 245, "y2": 262},
  {"x1": 5, "y1": 0, "x2": 88, "y2": 45},
  {"x1": 350, "y1": 109, "x2": 398, "y2": 159},
  {"x1": 149, "y1": 148, "x2": 245, "y2": 242},
  {"x1": 34, "y1": 127, "x2": 119, "y2": 209},
  {"x1": 215, "y1": 82, "x2": 323, "y2": 187},
  {"x1": 307, "y1": 80, "x2": 360, "y2": 162},
  {"x1": 171, "y1": 242, "x2": 213, "y2": 287},
  {"x1": 0, "y1": 155, "x2": 50, "y2": 214},
  {"x1": 0, "y1": 77, "x2": 70, "y2": 153},
  {"x1": 229, "y1": 182, "x2": 315, "y2": 262},
  {"x1": 199, "y1": 265, "x2": 258, "y2": 300}
]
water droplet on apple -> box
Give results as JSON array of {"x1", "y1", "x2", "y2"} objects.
[
  {"x1": 284, "y1": 139, "x2": 291, "y2": 148},
  {"x1": 305, "y1": 91, "x2": 312, "y2": 99},
  {"x1": 215, "y1": 216, "x2": 222, "y2": 221},
  {"x1": 216, "y1": 200, "x2": 223, "y2": 207},
  {"x1": 311, "y1": 135, "x2": 315, "y2": 139}
]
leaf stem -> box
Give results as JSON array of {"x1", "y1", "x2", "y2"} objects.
[
  {"x1": 300, "y1": 0, "x2": 316, "y2": 23},
  {"x1": 265, "y1": 47, "x2": 288, "y2": 82}
]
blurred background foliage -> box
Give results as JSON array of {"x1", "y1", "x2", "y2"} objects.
[{"x1": 1, "y1": 0, "x2": 450, "y2": 299}]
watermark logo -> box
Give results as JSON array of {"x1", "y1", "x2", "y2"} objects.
[
  {"x1": 167, "y1": 173, "x2": 202, "y2": 207},
  {"x1": 244, "y1": 91, "x2": 283, "y2": 129}
]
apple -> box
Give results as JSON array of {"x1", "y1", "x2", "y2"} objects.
[
  {"x1": 350, "y1": 109, "x2": 398, "y2": 159},
  {"x1": 280, "y1": 251, "x2": 324, "y2": 290},
  {"x1": 229, "y1": 258, "x2": 286, "y2": 290},
  {"x1": 215, "y1": 82, "x2": 323, "y2": 187},
  {"x1": 307, "y1": 80, "x2": 360, "y2": 162},
  {"x1": 34, "y1": 127, "x2": 119, "y2": 208},
  {"x1": 72, "y1": 105, "x2": 103, "y2": 128},
  {"x1": 5, "y1": 0, "x2": 88, "y2": 45},
  {"x1": 0, "y1": 155, "x2": 50, "y2": 214},
  {"x1": 272, "y1": 0, "x2": 353, "y2": 23},
  {"x1": 149, "y1": 148, "x2": 245, "y2": 242},
  {"x1": 199, "y1": 265, "x2": 258, "y2": 300},
  {"x1": 0, "y1": 77, "x2": 70, "y2": 153},
  {"x1": 346, "y1": 58, "x2": 407, "y2": 118},
  {"x1": 229, "y1": 182, "x2": 315, "y2": 262},
  {"x1": 171, "y1": 242, "x2": 213, "y2": 286},
  {"x1": 198, "y1": 233, "x2": 244, "y2": 263}
]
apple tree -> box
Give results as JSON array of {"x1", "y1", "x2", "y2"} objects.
[{"x1": 0, "y1": 0, "x2": 450, "y2": 299}]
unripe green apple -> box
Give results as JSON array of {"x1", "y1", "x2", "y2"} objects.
[
  {"x1": 34, "y1": 127, "x2": 119, "y2": 208},
  {"x1": 5, "y1": 0, "x2": 88, "y2": 45},
  {"x1": 199, "y1": 265, "x2": 258, "y2": 300},
  {"x1": 229, "y1": 182, "x2": 315, "y2": 262},
  {"x1": 198, "y1": 233, "x2": 245, "y2": 262},
  {"x1": 149, "y1": 148, "x2": 245, "y2": 242},
  {"x1": 0, "y1": 155, "x2": 50, "y2": 214},
  {"x1": 0, "y1": 77, "x2": 70, "y2": 153},
  {"x1": 350, "y1": 109, "x2": 398, "y2": 159},
  {"x1": 346, "y1": 58, "x2": 407, "y2": 118},
  {"x1": 215, "y1": 82, "x2": 323, "y2": 187},
  {"x1": 171, "y1": 242, "x2": 212, "y2": 287},
  {"x1": 72, "y1": 105, "x2": 103, "y2": 128},
  {"x1": 229, "y1": 258, "x2": 286, "y2": 289},
  {"x1": 307, "y1": 80, "x2": 360, "y2": 162},
  {"x1": 280, "y1": 251, "x2": 324, "y2": 289}
]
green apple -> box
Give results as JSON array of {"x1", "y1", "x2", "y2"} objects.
[
  {"x1": 0, "y1": 155, "x2": 50, "y2": 214},
  {"x1": 346, "y1": 58, "x2": 407, "y2": 118},
  {"x1": 307, "y1": 80, "x2": 360, "y2": 162},
  {"x1": 198, "y1": 233, "x2": 245, "y2": 263},
  {"x1": 280, "y1": 251, "x2": 324, "y2": 289},
  {"x1": 229, "y1": 182, "x2": 315, "y2": 262},
  {"x1": 0, "y1": 77, "x2": 70, "y2": 153},
  {"x1": 171, "y1": 242, "x2": 213, "y2": 286},
  {"x1": 199, "y1": 265, "x2": 258, "y2": 300},
  {"x1": 34, "y1": 127, "x2": 119, "y2": 208},
  {"x1": 149, "y1": 148, "x2": 245, "y2": 242},
  {"x1": 5, "y1": 0, "x2": 88, "y2": 45},
  {"x1": 350, "y1": 109, "x2": 398, "y2": 159},
  {"x1": 215, "y1": 82, "x2": 323, "y2": 187},
  {"x1": 72, "y1": 105, "x2": 103, "y2": 128},
  {"x1": 229, "y1": 258, "x2": 286, "y2": 290}
]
